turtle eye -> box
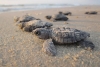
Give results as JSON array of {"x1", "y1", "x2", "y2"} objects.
[{"x1": 34, "y1": 31, "x2": 41, "y2": 36}]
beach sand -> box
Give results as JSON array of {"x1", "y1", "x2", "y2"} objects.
[{"x1": 0, "y1": 6, "x2": 100, "y2": 67}]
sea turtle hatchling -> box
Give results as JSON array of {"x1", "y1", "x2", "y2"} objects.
[
  {"x1": 14, "y1": 14, "x2": 39, "y2": 23},
  {"x1": 85, "y1": 11, "x2": 97, "y2": 15},
  {"x1": 17, "y1": 20, "x2": 53, "y2": 32},
  {"x1": 32, "y1": 27, "x2": 95, "y2": 56},
  {"x1": 62, "y1": 11, "x2": 72, "y2": 15},
  {"x1": 45, "y1": 12, "x2": 68, "y2": 22}
]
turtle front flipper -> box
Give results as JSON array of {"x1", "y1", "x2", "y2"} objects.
[
  {"x1": 42, "y1": 39, "x2": 57, "y2": 56},
  {"x1": 14, "y1": 16, "x2": 19, "y2": 22},
  {"x1": 23, "y1": 25, "x2": 34, "y2": 32},
  {"x1": 23, "y1": 26, "x2": 30, "y2": 32},
  {"x1": 78, "y1": 41, "x2": 95, "y2": 50}
]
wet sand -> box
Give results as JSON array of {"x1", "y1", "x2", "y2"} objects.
[{"x1": 0, "y1": 6, "x2": 100, "y2": 67}]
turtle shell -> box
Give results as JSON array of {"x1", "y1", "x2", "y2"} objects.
[
  {"x1": 17, "y1": 14, "x2": 36, "y2": 23},
  {"x1": 51, "y1": 27, "x2": 90, "y2": 44},
  {"x1": 85, "y1": 11, "x2": 97, "y2": 14},
  {"x1": 25, "y1": 20, "x2": 53, "y2": 28},
  {"x1": 52, "y1": 13, "x2": 66, "y2": 19},
  {"x1": 20, "y1": 20, "x2": 53, "y2": 32}
]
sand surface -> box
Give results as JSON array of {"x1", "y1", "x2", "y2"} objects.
[{"x1": 0, "y1": 6, "x2": 100, "y2": 67}]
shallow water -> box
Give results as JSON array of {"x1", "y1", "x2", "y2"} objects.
[{"x1": 0, "y1": 4, "x2": 76, "y2": 13}]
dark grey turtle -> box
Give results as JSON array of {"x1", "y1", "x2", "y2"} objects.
[
  {"x1": 63, "y1": 11, "x2": 72, "y2": 15},
  {"x1": 85, "y1": 11, "x2": 97, "y2": 14},
  {"x1": 45, "y1": 12, "x2": 68, "y2": 22},
  {"x1": 17, "y1": 20, "x2": 53, "y2": 32},
  {"x1": 32, "y1": 27, "x2": 95, "y2": 56},
  {"x1": 14, "y1": 14, "x2": 39, "y2": 23}
]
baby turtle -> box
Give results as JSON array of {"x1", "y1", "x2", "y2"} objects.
[
  {"x1": 85, "y1": 11, "x2": 97, "y2": 14},
  {"x1": 45, "y1": 12, "x2": 68, "y2": 22},
  {"x1": 17, "y1": 20, "x2": 53, "y2": 32},
  {"x1": 14, "y1": 14, "x2": 39, "y2": 23},
  {"x1": 32, "y1": 27, "x2": 94, "y2": 56},
  {"x1": 63, "y1": 11, "x2": 72, "y2": 15}
]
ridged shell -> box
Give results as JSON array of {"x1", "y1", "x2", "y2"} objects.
[
  {"x1": 51, "y1": 27, "x2": 90, "y2": 44},
  {"x1": 17, "y1": 14, "x2": 35, "y2": 22}
]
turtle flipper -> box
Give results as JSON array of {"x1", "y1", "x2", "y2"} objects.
[
  {"x1": 16, "y1": 23, "x2": 23, "y2": 29},
  {"x1": 23, "y1": 25, "x2": 34, "y2": 32},
  {"x1": 42, "y1": 39, "x2": 57, "y2": 56},
  {"x1": 14, "y1": 16, "x2": 19, "y2": 22},
  {"x1": 23, "y1": 26, "x2": 30, "y2": 32},
  {"x1": 78, "y1": 41, "x2": 95, "y2": 50}
]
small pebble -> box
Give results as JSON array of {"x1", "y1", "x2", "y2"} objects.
[
  {"x1": 65, "y1": 55, "x2": 69, "y2": 59},
  {"x1": 64, "y1": 22, "x2": 68, "y2": 24},
  {"x1": 81, "y1": 61, "x2": 84, "y2": 64}
]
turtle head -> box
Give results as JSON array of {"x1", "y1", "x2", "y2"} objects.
[
  {"x1": 45, "y1": 16, "x2": 52, "y2": 20},
  {"x1": 32, "y1": 28, "x2": 51, "y2": 39},
  {"x1": 85, "y1": 12, "x2": 89, "y2": 14}
]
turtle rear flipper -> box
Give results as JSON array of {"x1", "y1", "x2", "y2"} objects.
[
  {"x1": 78, "y1": 41, "x2": 95, "y2": 50},
  {"x1": 42, "y1": 39, "x2": 57, "y2": 56}
]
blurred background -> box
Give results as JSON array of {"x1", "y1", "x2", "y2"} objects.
[{"x1": 0, "y1": 0, "x2": 100, "y2": 12}]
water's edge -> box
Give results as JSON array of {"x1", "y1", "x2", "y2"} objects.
[{"x1": 0, "y1": 4, "x2": 79, "y2": 13}]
